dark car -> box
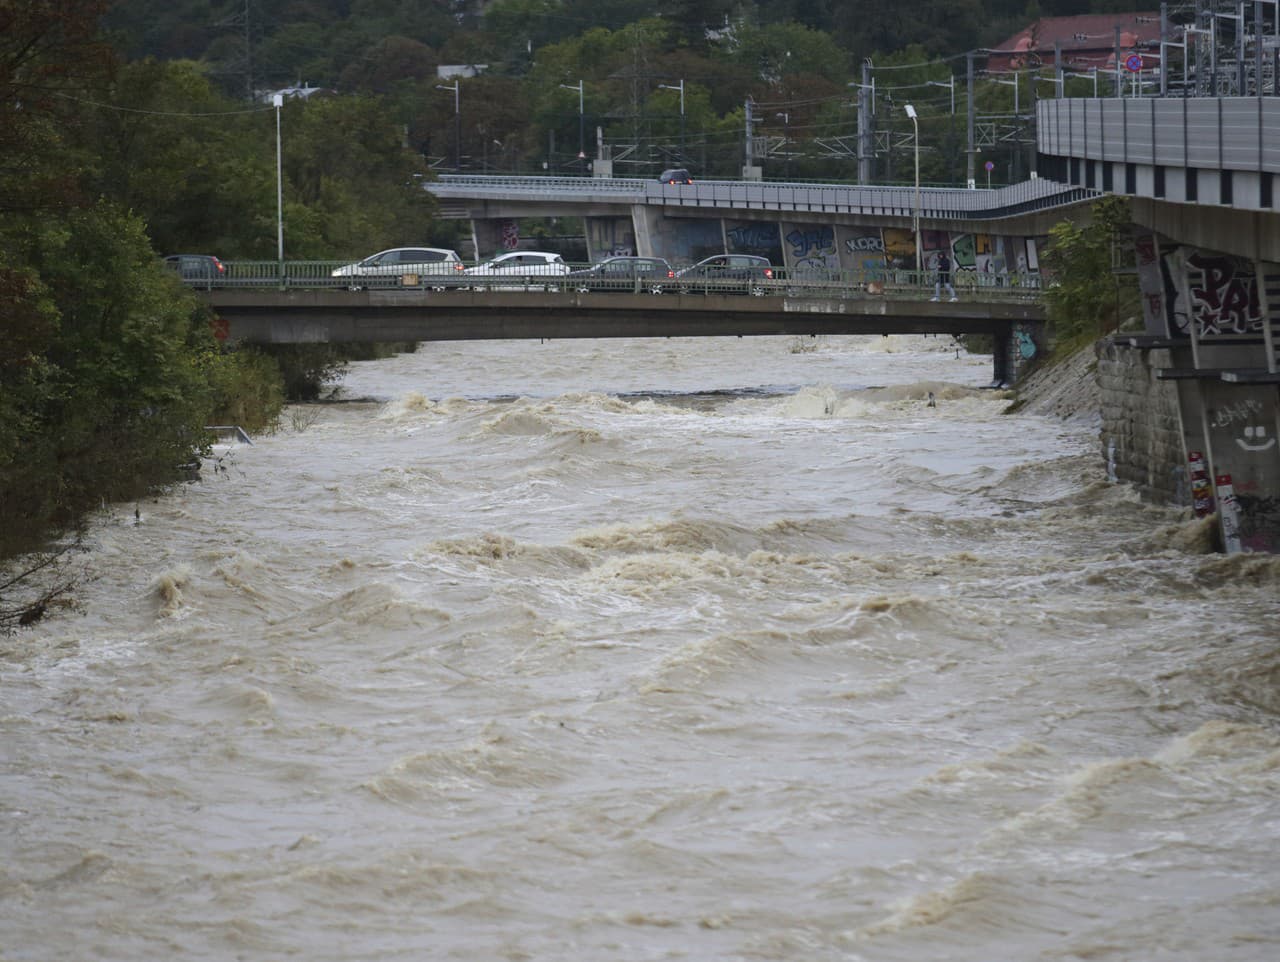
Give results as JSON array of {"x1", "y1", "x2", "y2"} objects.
[
  {"x1": 164, "y1": 254, "x2": 226, "y2": 285},
  {"x1": 675, "y1": 254, "x2": 775, "y2": 296},
  {"x1": 658, "y1": 168, "x2": 693, "y2": 185},
  {"x1": 566, "y1": 256, "x2": 676, "y2": 294}
]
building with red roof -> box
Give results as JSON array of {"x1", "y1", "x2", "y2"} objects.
[{"x1": 988, "y1": 13, "x2": 1164, "y2": 73}]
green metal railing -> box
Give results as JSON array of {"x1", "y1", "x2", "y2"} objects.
[{"x1": 180, "y1": 260, "x2": 1043, "y2": 302}]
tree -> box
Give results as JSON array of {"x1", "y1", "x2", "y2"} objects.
[
  {"x1": 0, "y1": 0, "x2": 114, "y2": 215},
  {"x1": 710, "y1": 20, "x2": 852, "y2": 84},
  {"x1": 1041, "y1": 196, "x2": 1140, "y2": 343},
  {"x1": 280, "y1": 95, "x2": 434, "y2": 256}
]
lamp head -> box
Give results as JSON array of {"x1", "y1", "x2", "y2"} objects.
[{"x1": 904, "y1": 104, "x2": 917, "y2": 120}]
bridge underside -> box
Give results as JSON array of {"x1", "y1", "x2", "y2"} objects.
[{"x1": 207, "y1": 289, "x2": 1039, "y2": 385}]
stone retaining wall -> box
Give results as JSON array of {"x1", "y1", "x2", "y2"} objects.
[{"x1": 1095, "y1": 339, "x2": 1188, "y2": 505}]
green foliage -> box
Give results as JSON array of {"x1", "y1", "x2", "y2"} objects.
[
  {"x1": 260, "y1": 345, "x2": 352, "y2": 401},
  {"x1": 280, "y1": 95, "x2": 434, "y2": 256},
  {"x1": 1041, "y1": 196, "x2": 1141, "y2": 344},
  {"x1": 483, "y1": 0, "x2": 575, "y2": 63},
  {"x1": 198, "y1": 343, "x2": 286, "y2": 434},
  {"x1": 710, "y1": 20, "x2": 851, "y2": 83},
  {"x1": 0, "y1": 203, "x2": 220, "y2": 554},
  {"x1": 93, "y1": 0, "x2": 1100, "y2": 182}
]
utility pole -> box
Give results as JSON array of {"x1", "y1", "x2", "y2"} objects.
[
  {"x1": 435, "y1": 80, "x2": 461, "y2": 171},
  {"x1": 966, "y1": 52, "x2": 976, "y2": 189},
  {"x1": 742, "y1": 97, "x2": 763, "y2": 180},
  {"x1": 659, "y1": 80, "x2": 685, "y2": 164},
  {"x1": 857, "y1": 58, "x2": 874, "y2": 184},
  {"x1": 560, "y1": 80, "x2": 585, "y2": 169}
]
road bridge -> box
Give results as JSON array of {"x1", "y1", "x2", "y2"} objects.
[{"x1": 201, "y1": 283, "x2": 1044, "y2": 386}]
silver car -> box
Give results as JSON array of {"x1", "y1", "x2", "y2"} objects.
[
  {"x1": 331, "y1": 247, "x2": 464, "y2": 288},
  {"x1": 463, "y1": 251, "x2": 570, "y2": 290}
]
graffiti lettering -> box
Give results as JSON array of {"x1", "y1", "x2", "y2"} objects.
[
  {"x1": 1134, "y1": 233, "x2": 1158, "y2": 265},
  {"x1": 1237, "y1": 493, "x2": 1280, "y2": 553},
  {"x1": 844, "y1": 235, "x2": 884, "y2": 253},
  {"x1": 1210, "y1": 398, "x2": 1263, "y2": 428},
  {"x1": 785, "y1": 226, "x2": 834, "y2": 257},
  {"x1": 1186, "y1": 252, "x2": 1263, "y2": 335},
  {"x1": 727, "y1": 224, "x2": 780, "y2": 250}
]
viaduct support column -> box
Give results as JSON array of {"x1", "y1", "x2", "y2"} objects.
[{"x1": 992, "y1": 326, "x2": 1013, "y2": 386}]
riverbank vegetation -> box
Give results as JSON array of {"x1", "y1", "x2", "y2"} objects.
[{"x1": 1041, "y1": 196, "x2": 1143, "y2": 352}]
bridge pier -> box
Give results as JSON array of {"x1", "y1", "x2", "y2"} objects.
[{"x1": 992, "y1": 330, "x2": 1012, "y2": 387}]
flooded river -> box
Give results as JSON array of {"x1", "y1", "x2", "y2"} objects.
[{"x1": 3, "y1": 334, "x2": 1278, "y2": 961}]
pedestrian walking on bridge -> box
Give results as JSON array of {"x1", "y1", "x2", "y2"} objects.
[{"x1": 931, "y1": 250, "x2": 957, "y2": 302}]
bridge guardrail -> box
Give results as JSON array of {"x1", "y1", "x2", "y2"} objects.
[{"x1": 181, "y1": 261, "x2": 1043, "y2": 301}]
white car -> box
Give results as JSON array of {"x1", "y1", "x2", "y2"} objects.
[
  {"x1": 463, "y1": 251, "x2": 570, "y2": 290},
  {"x1": 331, "y1": 247, "x2": 464, "y2": 288}
]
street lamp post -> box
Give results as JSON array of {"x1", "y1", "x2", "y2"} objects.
[
  {"x1": 436, "y1": 80, "x2": 460, "y2": 171},
  {"x1": 904, "y1": 103, "x2": 922, "y2": 279},
  {"x1": 658, "y1": 80, "x2": 685, "y2": 164},
  {"x1": 775, "y1": 112, "x2": 790, "y2": 180},
  {"x1": 560, "y1": 79, "x2": 585, "y2": 170},
  {"x1": 273, "y1": 93, "x2": 284, "y2": 285}
]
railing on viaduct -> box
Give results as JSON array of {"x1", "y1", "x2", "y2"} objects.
[{"x1": 424, "y1": 174, "x2": 1100, "y2": 222}]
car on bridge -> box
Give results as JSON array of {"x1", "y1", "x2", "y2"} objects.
[
  {"x1": 658, "y1": 168, "x2": 693, "y2": 184},
  {"x1": 675, "y1": 254, "x2": 775, "y2": 296},
  {"x1": 565, "y1": 256, "x2": 675, "y2": 294},
  {"x1": 165, "y1": 254, "x2": 226, "y2": 285},
  {"x1": 331, "y1": 247, "x2": 464, "y2": 289},
  {"x1": 463, "y1": 251, "x2": 570, "y2": 290}
]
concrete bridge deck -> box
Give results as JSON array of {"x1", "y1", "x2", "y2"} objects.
[{"x1": 203, "y1": 286, "x2": 1043, "y2": 385}]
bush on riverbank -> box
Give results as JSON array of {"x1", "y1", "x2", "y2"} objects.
[{"x1": 0, "y1": 204, "x2": 291, "y2": 559}]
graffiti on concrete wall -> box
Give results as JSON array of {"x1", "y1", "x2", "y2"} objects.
[
  {"x1": 660, "y1": 216, "x2": 1043, "y2": 283},
  {"x1": 882, "y1": 228, "x2": 915, "y2": 271},
  {"x1": 1235, "y1": 494, "x2": 1280, "y2": 553},
  {"x1": 1133, "y1": 231, "x2": 1167, "y2": 335},
  {"x1": 838, "y1": 227, "x2": 886, "y2": 280},
  {"x1": 950, "y1": 233, "x2": 977, "y2": 272},
  {"x1": 726, "y1": 221, "x2": 783, "y2": 263},
  {"x1": 782, "y1": 224, "x2": 840, "y2": 273},
  {"x1": 668, "y1": 219, "x2": 724, "y2": 263},
  {"x1": 922, "y1": 230, "x2": 951, "y2": 272},
  {"x1": 1163, "y1": 246, "x2": 1263, "y2": 337},
  {"x1": 1204, "y1": 385, "x2": 1280, "y2": 553}
]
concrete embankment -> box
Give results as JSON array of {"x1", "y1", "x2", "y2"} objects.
[{"x1": 1011, "y1": 337, "x2": 1187, "y2": 507}]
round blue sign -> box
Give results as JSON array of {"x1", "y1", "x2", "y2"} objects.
[
  {"x1": 1125, "y1": 53, "x2": 1143, "y2": 73},
  {"x1": 984, "y1": 161, "x2": 995, "y2": 172}
]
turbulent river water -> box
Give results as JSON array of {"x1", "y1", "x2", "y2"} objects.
[{"x1": 3, "y1": 334, "x2": 1279, "y2": 962}]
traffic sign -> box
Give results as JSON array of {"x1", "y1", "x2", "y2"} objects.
[
  {"x1": 1125, "y1": 53, "x2": 1143, "y2": 73},
  {"x1": 984, "y1": 161, "x2": 995, "y2": 172}
]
